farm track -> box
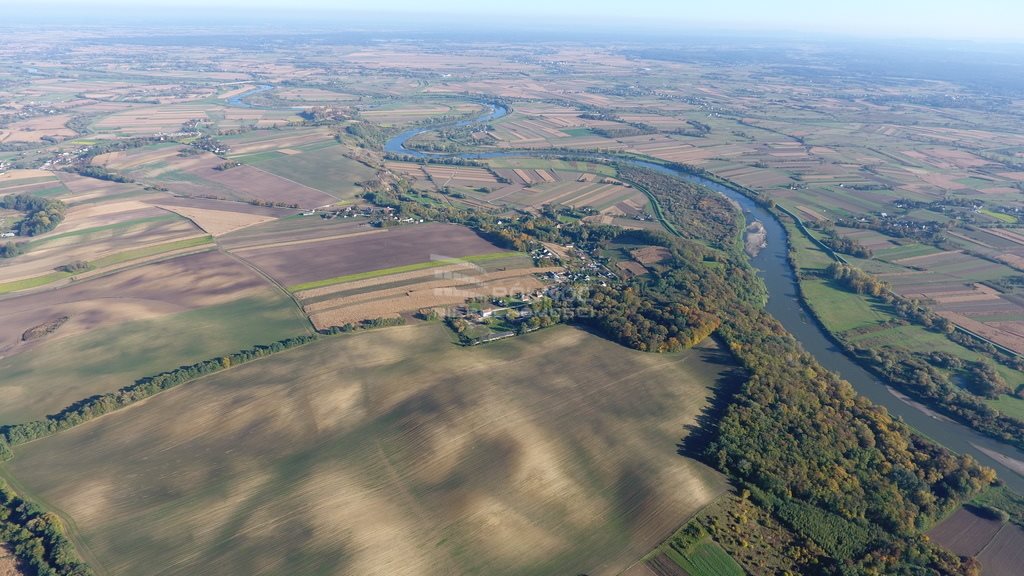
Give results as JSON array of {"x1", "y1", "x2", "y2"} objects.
[{"x1": 218, "y1": 247, "x2": 315, "y2": 332}]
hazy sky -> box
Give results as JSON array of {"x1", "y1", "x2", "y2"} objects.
[{"x1": 11, "y1": 0, "x2": 1024, "y2": 42}]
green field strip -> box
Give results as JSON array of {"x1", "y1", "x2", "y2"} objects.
[
  {"x1": 980, "y1": 209, "x2": 1017, "y2": 223},
  {"x1": 874, "y1": 242, "x2": 941, "y2": 261},
  {"x1": 89, "y1": 235, "x2": 214, "y2": 268},
  {"x1": 288, "y1": 251, "x2": 524, "y2": 292},
  {"x1": 0, "y1": 271, "x2": 73, "y2": 294},
  {"x1": 0, "y1": 235, "x2": 214, "y2": 294},
  {"x1": 988, "y1": 395, "x2": 1024, "y2": 421},
  {"x1": 801, "y1": 279, "x2": 893, "y2": 333},
  {"x1": 664, "y1": 538, "x2": 745, "y2": 576},
  {"x1": 229, "y1": 150, "x2": 285, "y2": 163},
  {"x1": 21, "y1": 186, "x2": 70, "y2": 198}
]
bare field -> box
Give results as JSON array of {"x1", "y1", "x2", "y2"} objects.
[
  {"x1": 0, "y1": 547, "x2": 23, "y2": 576},
  {"x1": 5, "y1": 324, "x2": 731, "y2": 576},
  {"x1": 0, "y1": 249, "x2": 310, "y2": 423},
  {"x1": 0, "y1": 215, "x2": 202, "y2": 284},
  {"x1": 929, "y1": 507, "x2": 1024, "y2": 576},
  {"x1": 230, "y1": 223, "x2": 511, "y2": 288},
  {"x1": 0, "y1": 249, "x2": 280, "y2": 362},
  {"x1": 927, "y1": 507, "x2": 1004, "y2": 557},
  {"x1": 977, "y1": 523, "x2": 1024, "y2": 576},
  {"x1": 217, "y1": 218, "x2": 374, "y2": 251},
  {"x1": 104, "y1": 147, "x2": 340, "y2": 209},
  {"x1": 0, "y1": 114, "x2": 77, "y2": 143}
]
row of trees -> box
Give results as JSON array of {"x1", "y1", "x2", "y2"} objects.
[
  {"x1": 73, "y1": 165, "x2": 133, "y2": 184},
  {"x1": 820, "y1": 232, "x2": 873, "y2": 258},
  {"x1": 1, "y1": 334, "x2": 318, "y2": 448},
  {"x1": 828, "y1": 262, "x2": 887, "y2": 296},
  {"x1": 2, "y1": 313, "x2": 417, "y2": 451}
]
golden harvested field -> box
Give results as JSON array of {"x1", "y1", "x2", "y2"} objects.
[
  {"x1": 4, "y1": 324, "x2": 731, "y2": 576},
  {"x1": 152, "y1": 204, "x2": 276, "y2": 236}
]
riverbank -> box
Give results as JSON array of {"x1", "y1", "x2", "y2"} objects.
[
  {"x1": 780, "y1": 212, "x2": 1024, "y2": 447},
  {"x1": 381, "y1": 100, "x2": 1024, "y2": 492}
]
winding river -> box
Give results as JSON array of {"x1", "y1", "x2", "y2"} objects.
[
  {"x1": 385, "y1": 103, "x2": 1024, "y2": 492},
  {"x1": 225, "y1": 84, "x2": 274, "y2": 108}
]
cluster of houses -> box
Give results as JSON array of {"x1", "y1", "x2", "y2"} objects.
[{"x1": 305, "y1": 205, "x2": 424, "y2": 225}]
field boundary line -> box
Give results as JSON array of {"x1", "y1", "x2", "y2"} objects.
[
  {"x1": 218, "y1": 247, "x2": 315, "y2": 333},
  {"x1": 287, "y1": 250, "x2": 522, "y2": 292},
  {"x1": 228, "y1": 227, "x2": 385, "y2": 252},
  {"x1": 244, "y1": 164, "x2": 343, "y2": 204}
]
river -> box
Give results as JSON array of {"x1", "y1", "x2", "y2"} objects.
[
  {"x1": 384, "y1": 104, "x2": 1024, "y2": 492},
  {"x1": 384, "y1": 103, "x2": 510, "y2": 157},
  {"x1": 667, "y1": 165, "x2": 1024, "y2": 493},
  {"x1": 225, "y1": 84, "x2": 274, "y2": 108}
]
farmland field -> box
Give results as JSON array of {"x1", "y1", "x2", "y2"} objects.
[
  {"x1": 5, "y1": 23, "x2": 1024, "y2": 576},
  {"x1": 226, "y1": 222, "x2": 513, "y2": 289},
  {"x1": 928, "y1": 507, "x2": 1024, "y2": 576},
  {"x1": 0, "y1": 250, "x2": 311, "y2": 423},
  {"x1": 790, "y1": 221, "x2": 1024, "y2": 396},
  {"x1": 242, "y1": 145, "x2": 376, "y2": 200},
  {"x1": 3, "y1": 323, "x2": 732, "y2": 576},
  {"x1": 663, "y1": 538, "x2": 744, "y2": 576}
]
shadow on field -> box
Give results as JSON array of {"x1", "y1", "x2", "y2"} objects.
[{"x1": 677, "y1": 337, "x2": 748, "y2": 462}]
